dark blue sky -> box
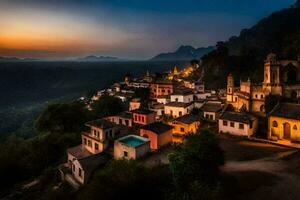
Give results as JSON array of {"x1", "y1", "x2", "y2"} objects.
[{"x1": 0, "y1": 0, "x2": 296, "y2": 59}]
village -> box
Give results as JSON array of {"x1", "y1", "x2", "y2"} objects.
[{"x1": 59, "y1": 53, "x2": 300, "y2": 190}]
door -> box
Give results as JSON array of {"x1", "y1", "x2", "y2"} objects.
[{"x1": 283, "y1": 123, "x2": 291, "y2": 140}]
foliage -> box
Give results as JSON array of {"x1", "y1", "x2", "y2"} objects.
[
  {"x1": 91, "y1": 95, "x2": 125, "y2": 117},
  {"x1": 168, "y1": 128, "x2": 224, "y2": 199},
  {"x1": 35, "y1": 101, "x2": 90, "y2": 133},
  {"x1": 78, "y1": 160, "x2": 172, "y2": 200}
]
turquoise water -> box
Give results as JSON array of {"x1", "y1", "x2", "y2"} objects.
[{"x1": 120, "y1": 136, "x2": 147, "y2": 147}]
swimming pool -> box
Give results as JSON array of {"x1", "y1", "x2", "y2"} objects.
[{"x1": 119, "y1": 135, "x2": 148, "y2": 148}]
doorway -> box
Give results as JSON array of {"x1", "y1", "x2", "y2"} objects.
[{"x1": 283, "y1": 123, "x2": 291, "y2": 140}]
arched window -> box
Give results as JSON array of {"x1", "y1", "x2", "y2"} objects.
[
  {"x1": 272, "y1": 121, "x2": 278, "y2": 127},
  {"x1": 293, "y1": 125, "x2": 297, "y2": 130}
]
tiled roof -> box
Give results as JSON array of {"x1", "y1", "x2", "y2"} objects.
[
  {"x1": 201, "y1": 103, "x2": 222, "y2": 112},
  {"x1": 269, "y1": 103, "x2": 300, "y2": 120},
  {"x1": 141, "y1": 122, "x2": 173, "y2": 134},
  {"x1": 86, "y1": 119, "x2": 116, "y2": 129},
  {"x1": 132, "y1": 109, "x2": 155, "y2": 115},
  {"x1": 174, "y1": 114, "x2": 199, "y2": 124},
  {"x1": 173, "y1": 88, "x2": 194, "y2": 95},
  {"x1": 165, "y1": 102, "x2": 192, "y2": 108},
  {"x1": 220, "y1": 112, "x2": 256, "y2": 124}
]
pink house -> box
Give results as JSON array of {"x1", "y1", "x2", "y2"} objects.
[
  {"x1": 140, "y1": 122, "x2": 173, "y2": 150},
  {"x1": 132, "y1": 109, "x2": 156, "y2": 125}
]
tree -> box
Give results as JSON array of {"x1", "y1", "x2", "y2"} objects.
[
  {"x1": 91, "y1": 95, "x2": 125, "y2": 117},
  {"x1": 78, "y1": 160, "x2": 171, "y2": 200},
  {"x1": 168, "y1": 128, "x2": 224, "y2": 199}
]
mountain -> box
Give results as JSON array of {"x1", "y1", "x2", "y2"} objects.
[
  {"x1": 78, "y1": 55, "x2": 120, "y2": 62},
  {"x1": 201, "y1": 1, "x2": 300, "y2": 89},
  {"x1": 150, "y1": 45, "x2": 215, "y2": 61}
]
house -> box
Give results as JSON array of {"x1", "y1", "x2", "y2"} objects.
[
  {"x1": 64, "y1": 146, "x2": 109, "y2": 187},
  {"x1": 268, "y1": 103, "x2": 300, "y2": 142},
  {"x1": 129, "y1": 98, "x2": 141, "y2": 111},
  {"x1": 194, "y1": 92, "x2": 211, "y2": 100},
  {"x1": 82, "y1": 119, "x2": 119, "y2": 153},
  {"x1": 150, "y1": 81, "x2": 174, "y2": 98},
  {"x1": 201, "y1": 101, "x2": 223, "y2": 121},
  {"x1": 156, "y1": 95, "x2": 170, "y2": 104},
  {"x1": 106, "y1": 112, "x2": 133, "y2": 127},
  {"x1": 170, "y1": 89, "x2": 194, "y2": 103},
  {"x1": 114, "y1": 135, "x2": 150, "y2": 160},
  {"x1": 61, "y1": 119, "x2": 116, "y2": 187},
  {"x1": 140, "y1": 122, "x2": 174, "y2": 150},
  {"x1": 131, "y1": 109, "x2": 156, "y2": 125},
  {"x1": 219, "y1": 111, "x2": 258, "y2": 137},
  {"x1": 149, "y1": 103, "x2": 165, "y2": 119},
  {"x1": 170, "y1": 114, "x2": 200, "y2": 143},
  {"x1": 164, "y1": 102, "x2": 194, "y2": 118}
]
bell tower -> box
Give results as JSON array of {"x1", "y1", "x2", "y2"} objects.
[
  {"x1": 226, "y1": 73, "x2": 234, "y2": 102},
  {"x1": 263, "y1": 53, "x2": 282, "y2": 95}
]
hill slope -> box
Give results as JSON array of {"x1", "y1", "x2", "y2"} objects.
[
  {"x1": 201, "y1": 2, "x2": 300, "y2": 89},
  {"x1": 150, "y1": 45, "x2": 214, "y2": 61}
]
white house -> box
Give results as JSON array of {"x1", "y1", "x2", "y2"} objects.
[
  {"x1": 156, "y1": 95, "x2": 170, "y2": 104},
  {"x1": 114, "y1": 135, "x2": 150, "y2": 160},
  {"x1": 201, "y1": 101, "x2": 223, "y2": 121},
  {"x1": 170, "y1": 90, "x2": 194, "y2": 103},
  {"x1": 164, "y1": 102, "x2": 194, "y2": 118},
  {"x1": 219, "y1": 111, "x2": 258, "y2": 137}
]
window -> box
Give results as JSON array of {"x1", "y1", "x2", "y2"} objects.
[
  {"x1": 205, "y1": 114, "x2": 209, "y2": 119},
  {"x1": 84, "y1": 138, "x2": 87, "y2": 145},
  {"x1": 142, "y1": 116, "x2": 145, "y2": 122},
  {"x1": 124, "y1": 151, "x2": 128, "y2": 157},
  {"x1": 138, "y1": 116, "x2": 141, "y2": 121},
  {"x1": 79, "y1": 168, "x2": 82, "y2": 177},
  {"x1": 119, "y1": 119, "x2": 122, "y2": 124},
  {"x1": 230, "y1": 122, "x2": 234, "y2": 127},
  {"x1": 94, "y1": 130, "x2": 97, "y2": 136},
  {"x1": 168, "y1": 90, "x2": 171, "y2": 94},
  {"x1": 180, "y1": 127, "x2": 185, "y2": 132},
  {"x1": 162, "y1": 89, "x2": 165, "y2": 93},
  {"x1": 170, "y1": 110, "x2": 173, "y2": 116},
  {"x1": 87, "y1": 140, "x2": 92, "y2": 147},
  {"x1": 210, "y1": 115, "x2": 213, "y2": 120},
  {"x1": 95, "y1": 143, "x2": 99, "y2": 150},
  {"x1": 255, "y1": 94, "x2": 258, "y2": 98},
  {"x1": 293, "y1": 125, "x2": 297, "y2": 130},
  {"x1": 125, "y1": 120, "x2": 129, "y2": 126},
  {"x1": 261, "y1": 94, "x2": 264, "y2": 99},
  {"x1": 175, "y1": 98, "x2": 178, "y2": 102},
  {"x1": 223, "y1": 120, "x2": 228, "y2": 126},
  {"x1": 272, "y1": 121, "x2": 278, "y2": 127},
  {"x1": 72, "y1": 164, "x2": 75, "y2": 172},
  {"x1": 235, "y1": 97, "x2": 238, "y2": 102},
  {"x1": 239, "y1": 123, "x2": 244, "y2": 130},
  {"x1": 134, "y1": 115, "x2": 138, "y2": 121},
  {"x1": 154, "y1": 89, "x2": 157, "y2": 92},
  {"x1": 179, "y1": 111, "x2": 182, "y2": 116}
]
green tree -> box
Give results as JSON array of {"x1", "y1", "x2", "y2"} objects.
[
  {"x1": 168, "y1": 128, "x2": 224, "y2": 199},
  {"x1": 35, "y1": 101, "x2": 89, "y2": 133},
  {"x1": 91, "y1": 95, "x2": 125, "y2": 117}
]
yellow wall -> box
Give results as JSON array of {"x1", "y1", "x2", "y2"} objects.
[
  {"x1": 268, "y1": 116, "x2": 300, "y2": 142},
  {"x1": 171, "y1": 121, "x2": 200, "y2": 143}
]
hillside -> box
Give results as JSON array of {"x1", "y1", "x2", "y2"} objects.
[
  {"x1": 201, "y1": 2, "x2": 300, "y2": 89},
  {"x1": 150, "y1": 45, "x2": 214, "y2": 61}
]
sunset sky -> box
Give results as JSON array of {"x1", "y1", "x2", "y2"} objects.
[{"x1": 0, "y1": 0, "x2": 295, "y2": 60}]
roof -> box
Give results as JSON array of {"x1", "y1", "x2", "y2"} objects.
[
  {"x1": 86, "y1": 119, "x2": 116, "y2": 129},
  {"x1": 174, "y1": 114, "x2": 199, "y2": 124},
  {"x1": 173, "y1": 89, "x2": 194, "y2": 96},
  {"x1": 78, "y1": 153, "x2": 110, "y2": 172},
  {"x1": 131, "y1": 109, "x2": 155, "y2": 115},
  {"x1": 165, "y1": 102, "x2": 192, "y2": 108},
  {"x1": 201, "y1": 103, "x2": 222, "y2": 112},
  {"x1": 141, "y1": 122, "x2": 173, "y2": 134},
  {"x1": 220, "y1": 112, "x2": 256, "y2": 124},
  {"x1": 117, "y1": 111, "x2": 133, "y2": 119},
  {"x1": 269, "y1": 103, "x2": 300, "y2": 120},
  {"x1": 67, "y1": 145, "x2": 93, "y2": 159}
]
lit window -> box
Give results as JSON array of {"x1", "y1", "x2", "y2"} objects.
[
  {"x1": 223, "y1": 120, "x2": 228, "y2": 126},
  {"x1": 272, "y1": 121, "x2": 278, "y2": 127},
  {"x1": 239, "y1": 123, "x2": 244, "y2": 129},
  {"x1": 180, "y1": 127, "x2": 185, "y2": 132}
]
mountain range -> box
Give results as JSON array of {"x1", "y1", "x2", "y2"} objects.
[
  {"x1": 150, "y1": 45, "x2": 214, "y2": 61},
  {"x1": 78, "y1": 55, "x2": 121, "y2": 62}
]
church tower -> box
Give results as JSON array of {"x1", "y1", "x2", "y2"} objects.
[
  {"x1": 263, "y1": 53, "x2": 282, "y2": 95},
  {"x1": 226, "y1": 73, "x2": 234, "y2": 102}
]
